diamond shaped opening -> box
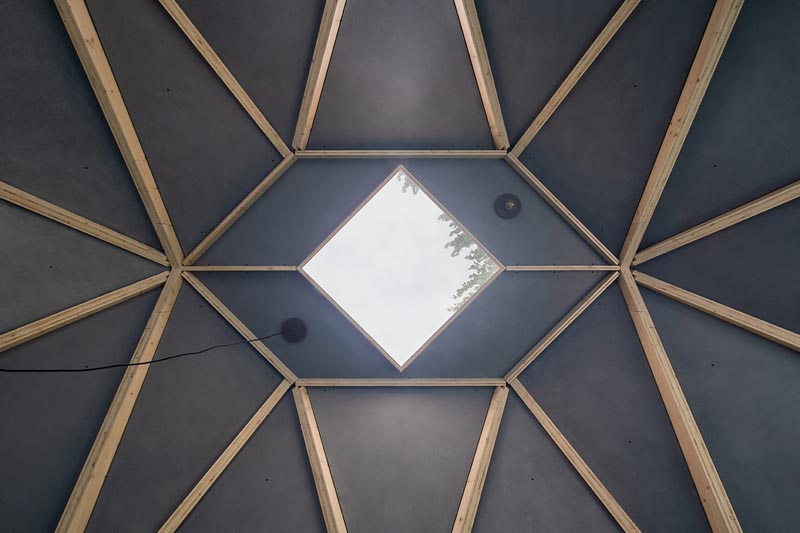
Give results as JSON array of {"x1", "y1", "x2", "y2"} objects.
[{"x1": 300, "y1": 165, "x2": 503, "y2": 371}]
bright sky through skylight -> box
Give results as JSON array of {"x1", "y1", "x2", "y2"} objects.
[{"x1": 301, "y1": 168, "x2": 501, "y2": 369}]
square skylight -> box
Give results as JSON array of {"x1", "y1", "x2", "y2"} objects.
[{"x1": 299, "y1": 165, "x2": 503, "y2": 371}]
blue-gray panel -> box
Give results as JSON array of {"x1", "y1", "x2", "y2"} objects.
[
  {"x1": 0, "y1": 291, "x2": 159, "y2": 533},
  {"x1": 474, "y1": 392, "x2": 619, "y2": 532},
  {"x1": 308, "y1": 0, "x2": 493, "y2": 149},
  {"x1": 309, "y1": 387, "x2": 491, "y2": 533},
  {"x1": 639, "y1": 200, "x2": 800, "y2": 333},
  {"x1": 644, "y1": 0, "x2": 800, "y2": 247},
  {"x1": 643, "y1": 289, "x2": 800, "y2": 532},
  {"x1": 476, "y1": 0, "x2": 620, "y2": 144},
  {"x1": 519, "y1": 286, "x2": 710, "y2": 533},
  {"x1": 178, "y1": 0, "x2": 324, "y2": 146},
  {"x1": 521, "y1": 0, "x2": 715, "y2": 254},
  {"x1": 87, "y1": 284, "x2": 282, "y2": 532},
  {"x1": 0, "y1": 0, "x2": 158, "y2": 247},
  {"x1": 180, "y1": 395, "x2": 325, "y2": 533},
  {"x1": 0, "y1": 202, "x2": 164, "y2": 332},
  {"x1": 85, "y1": 0, "x2": 282, "y2": 252}
]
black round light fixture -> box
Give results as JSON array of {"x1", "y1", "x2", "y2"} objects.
[
  {"x1": 281, "y1": 318, "x2": 307, "y2": 343},
  {"x1": 494, "y1": 193, "x2": 521, "y2": 219}
]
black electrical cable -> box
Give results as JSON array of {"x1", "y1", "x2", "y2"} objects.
[{"x1": 0, "y1": 331, "x2": 285, "y2": 374}]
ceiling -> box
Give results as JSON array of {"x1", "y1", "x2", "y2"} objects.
[{"x1": 0, "y1": 0, "x2": 798, "y2": 531}]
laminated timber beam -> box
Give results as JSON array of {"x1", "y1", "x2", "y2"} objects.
[
  {"x1": 55, "y1": 0, "x2": 184, "y2": 267},
  {"x1": 619, "y1": 269, "x2": 741, "y2": 532},
  {"x1": 296, "y1": 378, "x2": 506, "y2": 387},
  {"x1": 295, "y1": 150, "x2": 506, "y2": 159},
  {"x1": 56, "y1": 270, "x2": 182, "y2": 533},
  {"x1": 619, "y1": 0, "x2": 744, "y2": 266}
]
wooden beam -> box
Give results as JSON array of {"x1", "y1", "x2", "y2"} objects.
[
  {"x1": 505, "y1": 265, "x2": 620, "y2": 272},
  {"x1": 183, "y1": 155, "x2": 297, "y2": 265},
  {"x1": 619, "y1": 0, "x2": 744, "y2": 266},
  {"x1": 0, "y1": 272, "x2": 168, "y2": 352},
  {"x1": 55, "y1": 0, "x2": 184, "y2": 267},
  {"x1": 454, "y1": 0, "x2": 509, "y2": 149},
  {"x1": 293, "y1": 386, "x2": 347, "y2": 532},
  {"x1": 292, "y1": 0, "x2": 347, "y2": 150},
  {"x1": 505, "y1": 154, "x2": 618, "y2": 265},
  {"x1": 452, "y1": 386, "x2": 508, "y2": 532},
  {"x1": 296, "y1": 149, "x2": 506, "y2": 159},
  {"x1": 510, "y1": 380, "x2": 640, "y2": 532},
  {"x1": 182, "y1": 265, "x2": 297, "y2": 272},
  {"x1": 634, "y1": 180, "x2": 800, "y2": 265},
  {"x1": 158, "y1": 0, "x2": 291, "y2": 157},
  {"x1": 159, "y1": 380, "x2": 292, "y2": 532},
  {"x1": 634, "y1": 271, "x2": 800, "y2": 352},
  {"x1": 182, "y1": 272, "x2": 297, "y2": 382},
  {"x1": 296, "y1": 378, "x2": 506, "y2": 387},
  {"x1": 510, "y1": 0, "x2": 640, "y2": 156},
  {"x1": 505, "y1": 272, "x2": 619, "y2": 381},
  {"x1": 0, "y1": 181, "x2": 168, "y2": 266},
  {"x1": 618, "y1": 269, "x2": 741, "y2": 532},
  {"x1": 56, "y1": 270, "x2": 182, "y2": 532}
]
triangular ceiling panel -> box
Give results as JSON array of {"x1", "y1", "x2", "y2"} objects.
[
  {"x1": 308, "y1": 0, "x2": 493, "y2": 149},
  {"x1": 0, "y1": 202, "x2": 163, "y2": 332},
  {"x1": 643, "y1": 288, "x2": 800, "y2": 532},
  {"x1": 638, "y1": 200, "x2": 800, "y2": 333},
  {"x1": 0, "y1": 0, "x2": 158, "y2": 247},
  {"x1": 520, "y1": 0, "x2": 716, "y2": 254},
  {"x1": 87, "y1": 284, "x2": 283, "y2": 532},
  {"x1": 85, "y1": 0, "x2": 282, "y2": 252},
  {"x1": 308, "y1": 387, "x2": 490, "y2": 532},
  {"x1": 0, "y1": 291, "x2": 159, "y2": 532},
  {"x1": 181, "y1": 394, "x2": 325, "y2": 532},
  {"x1": 644, "y1": 0, "x2": 800, "y2": 247},
  {"x1": 474, "y1": 391, "x2": 619, "y2": 531},
  {"x1": 475, "y1": 0, "x2": 620, "y2": 144},
  {"x1": 178, "y1": 0, "x2": 325, "y2": 146},
  {"x1": 518, "y1": 285, "x2": 710, "y2": 532}
]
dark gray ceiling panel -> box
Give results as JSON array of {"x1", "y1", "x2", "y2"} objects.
[
  {"x1": 639, "y1": 200, "x2": 800, "y2": 333},
  {"x1": 520, "y1": 0, "x2": 715, "y2": 254},
  {"x1": 475, "y1": 0, "x2": 620, "y2": 144},
  {"x1": 85, "y1": 0, "x2": 282, "y2": 252},
  {"x1": 0, "y1": 0, "x2": 158, "y2": 247},
  {"x1": 0, "y1": 202, "x2": 164, "y2": 332},
  {"x1": 0, "y1": 291, "x2": 159, "y2": 533},
  {"x1": 643, "y1": 289, "x2": 800, "y2": 532},
  {"x1": 519, "y1": 286, "x2": 710, "y2": 533},
  {"x1": 308, "y1": 387, "x2": 491, "y2": 533},
  {"x1": 178, "y1": 0, "x2": 325, "y2": 146},
  {"x1": 180, "y1": 395, "x2": 325, "y2": 533},
  {"x1": 474, "y1": 391, "x2": 619, "y2": 532},
  {"x1": 644, "y1": 0, "x2": 800, "y2": 247},
  {"x1": 308, "y1": 0, "x2": 493, "y2": 149},
  {"x1": 87, "y1": 285, "x2": 282, "y2": 533}
]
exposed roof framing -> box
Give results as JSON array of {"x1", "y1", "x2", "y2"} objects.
[
  {"x1": 55, "y1": 0, "x2": 184, "y2": 267},
  {"x1": 296, "y1": 150, "x2": 506, "y2": 159},
  {"x1": 296, "y1": 378, "x2": 505, "y2": 387},
  {"x1": 619, "y1": 0, "x2": 744, "y2": 266}
]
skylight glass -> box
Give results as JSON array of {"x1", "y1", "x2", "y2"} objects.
[{"x1": 300, "y1": 166, "x2": 502, "y2": 370}]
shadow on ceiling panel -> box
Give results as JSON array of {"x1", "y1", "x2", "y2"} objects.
[
  {"x1": 178, "y1": 0, "x2": 325, "y2": 146},
  {"x1": 87, "y1": 284, "x2": 283, "y2": 533},
  {"x1": 309, "y1": 387, "x2": 491, "y2": 532},
  {"x1": 180, "y1": 394, "x2": 325, "y2": 532},
  {"x1": 85, "y1": 0, "x2": 282, "y2": 253},
  {"x1": 474, "y1": 391, "x2": 619, "y2": 532},
  {"x1": 644, "y1": 0, "x2": 800, "y2": 247},
  {"x1": 307, "y1": 0, "x2": 493, "y2": 149},
  {"x1": 520, "y1": 0, "x2": 716, "y2": 255},
  {"x1": 518, "y1": 285, "x2": 710, "y2": 533},
  {"x1": 475, "y1": 0, "x2": 620, "y2": 145},
  {"x1": 643, "y1": 289, "x2": 800, "y2": 532},
  {"x1": 638, "y1": 200, "x2": 800, "y2": 333},
  {"x1": 0, "y1": 291, "x2": 158, "y2": 533},
  {"x1": 0, "y1": 202, "x2": 164, "y2": 332},
  {"x1": 0, "y1": 0, "x2": 158, "y2": 247}
]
